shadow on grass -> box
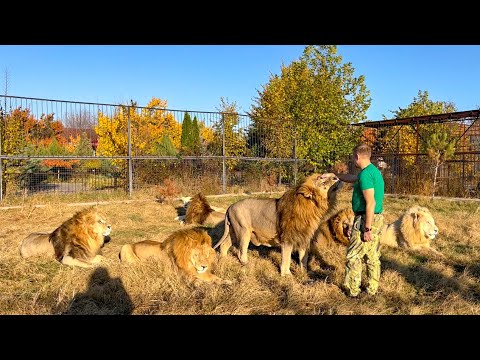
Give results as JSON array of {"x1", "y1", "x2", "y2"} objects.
[
  {"x1": 62, "y1": 267, "x2": 134, "y2": 315},
  {"x1": 381, "y1": 252, "x2": 480, "y2": 305}
]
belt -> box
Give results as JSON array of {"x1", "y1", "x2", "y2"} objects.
[{"x1": 354, "y1": 211, "x2": 382, "y2": 216}]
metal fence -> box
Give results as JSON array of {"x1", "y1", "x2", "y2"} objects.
[
  {"x1": 2, "y1": 95, "x2": 479, "y2": 201},
  {"x1": 0, "y1": 95, "x2": 305, "y2": 200},
  {"x1": 354, "y1": 110, "x2": 480, "y2": 198}
]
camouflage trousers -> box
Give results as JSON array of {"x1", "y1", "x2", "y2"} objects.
[{"x1": 343, "y1": 213, "x2": 384, "y2": 297}]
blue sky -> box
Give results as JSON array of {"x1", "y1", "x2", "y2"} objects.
[{"x1": 0, "y1": 45, "x2": 479, "y2": 121}]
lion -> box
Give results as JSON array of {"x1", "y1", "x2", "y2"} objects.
[
  {"x1": 213, "y1": 173, "x2": 342, "y2": 276},
  {"x1": 380, "y1": 205, "x2": 442, "y2": 256},
  {"x1": 183, "y1": 193, "x2": 225, "y2": 226},
  {"x1": 119, "y1": 227, "x2": 231, "y2": 285},
  {"x1": 309, "y1": 207, "x2": 355, "y2": 269},
  {"x1": 19, "y1": 207, "x2": 112, "y2": 268},
  {"x1": 312, "y1": 207, "x2": 355, "y2": 248},
  {"x1": 174, "y1": 194, "x2": 225, "y2": 224}
]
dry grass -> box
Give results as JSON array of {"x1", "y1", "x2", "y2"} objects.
[{"x1": 1, "y1": 189, "x2": 480, "y2": 315}]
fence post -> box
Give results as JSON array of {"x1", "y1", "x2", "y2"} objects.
[
  {"x1": 222, "y1": 113, "x2": 226, "y2": 193},
  {"x1": 0, "y1": 106, "x2": 3, "y2": 202},
  {"x1": 127, "y1": 106, "x2": 133, "y2": 197},
  {"x1": 293, "y1": 116, "x2": 297, "y2": 186}
]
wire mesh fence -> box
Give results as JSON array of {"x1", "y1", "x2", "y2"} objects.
[
  {"x1": 0, "y1": 95, "x2": 303, "y2": 201},
  {"x1": 2, "y1": 95, "x2": 479, "y2": 201}
]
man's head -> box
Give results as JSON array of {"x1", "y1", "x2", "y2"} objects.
[{"x1": 353, "y1": 143, "x2": 372, "y2": 169}]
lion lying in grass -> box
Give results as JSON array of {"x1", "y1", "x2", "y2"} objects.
[
  {"x1": 19, "y1": 207, "x2": 112, "y2": 268},
  {"x1": 120, "y1": 227, "x2": 231, "y2": 285},
  {"x1": 183, "y1": 193, "x2": 225, "y2": 226},
  {"x1": 380, "y1": 205, "x2": 442, "y2": 256},
  {"x1": 174, "y1": 194, "x2": 225, "y2": 224},
  {"x1": 213, "y1": 173, "x2": 341, "y2": 276}
]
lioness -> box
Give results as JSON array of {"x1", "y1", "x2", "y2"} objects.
[
  {"x1": 214, "y1": 173, "x2": 341, "y2": 276},
  {"x1": 120, "y1": 227, "x2": 231, "y2": 284},
  {"x1": 19, "y1": 207, "x2": 112, "y2": 268}
]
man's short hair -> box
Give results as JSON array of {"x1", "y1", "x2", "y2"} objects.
[{"x1": 353, "y1": 143, "x2": 372, "y2": 158}]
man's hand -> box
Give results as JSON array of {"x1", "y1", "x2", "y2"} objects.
[{"x1": 363, "y1": 229, "x2": 373, "y2": 242}]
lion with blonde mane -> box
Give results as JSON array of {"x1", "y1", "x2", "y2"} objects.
[
  {"x1": 19, "y1": 207, "x2": 112, "y2": 268},
  {"x1": 120, "y1": 227, "x2": 231, "y2": 284},
  {"x1": 213, "y1": 173, "x2": 341, "y2": 276},
  {"x1": 380, "y1": 205, "x2": 442, "y2": 256}
]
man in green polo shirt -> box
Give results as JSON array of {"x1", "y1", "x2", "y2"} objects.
[{"x1": 326, "y1": 143, "x2": 385, "y2": 297}]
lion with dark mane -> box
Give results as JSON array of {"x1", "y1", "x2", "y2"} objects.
[
  {"x1": 19, "y1": 207, "x2": 112, "y2": 268},
  {"x1": 184, "y1": 193, "x2": 225, "y2": 226},
  {"x1": 312, "y1": 207, "x2": 355, "y2": 248},
  {"x1": 213, "y1": 173, "x2": 341, "y2": 276},
  {"x1": 120, "y1": 227, "x2": 231, "y2": 284}
]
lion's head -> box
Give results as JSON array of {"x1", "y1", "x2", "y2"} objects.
[
  {"x1": 398, "y1": 206, "x2": 438, "y2": 248},
  {"x1": 302, "y1": 173, "x2": 342, "y2": 207},
  {"x1": 75, "y1": 207, "x2": 112, "y2": 245},
  {"x1": 50, "y1": 207, "x2": 112, "y2": 264},
  {"x1": 162, "y1": 227, "x2": 216, "y2": 277},
  {"x1": 331, "y1": 207, "x2": 355, "y2": 246}
]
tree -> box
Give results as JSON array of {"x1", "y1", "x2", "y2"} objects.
[
  {"x1": 75, "y1": 132, "x2": 93, "y2": 156},
  {"x1": 378, "y1": 90, "x2": 457, "y2": 162},
  {"x1": 191, "y1": 116, "x2": 201, "y2": 154},
  {"x1": 426, "y1": 130, "x2": 456, "y2": 198},
  {"x1": 210, "y1": 97, "x2": 247, "y2": 169},
  {"x1": 95, "y1": 97, "x2": 181, "y2": 158},
  {"x1": 154, "y1": 135, "x2": 178, "y2": 156},
  {"x1": 180, "y1": 112, "x2": 193, "y2": 153},
  {"x1": 250, "y1": 45, "x2": 370, "y2": 169}
]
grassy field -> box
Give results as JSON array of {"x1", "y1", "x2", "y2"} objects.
[{"x1": 1, "y1": 188, "x2": 479, "y2": 315}]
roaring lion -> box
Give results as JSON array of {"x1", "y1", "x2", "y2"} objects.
[
  {"x1": 213, "y1": 173, "x2": 342, "y2": 276},
  {"x1": 309, "y1": 207, "x2": 355, "y2": 268},
  {"x1": 380, "y1": 205, "x2": 442, "y2": 256},
  {"x1": 183, "y1": 193, "x2": 225, "y2": 226},
  {"x1": 119, "y1": 227, "x2": 231, "y2": 285},
  {"x1": 19, "y1": 207, "x2": 112, "y2": 268},
  {"x1": 312, "y1": 207, "x2": 355, "y2": 248}
]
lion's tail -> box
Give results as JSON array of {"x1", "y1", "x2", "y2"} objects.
[
  {"x1": 119, "y1": 244, "x2": 140, "y2": 263},
  {"x1": 213, "y1": 206, "x2": 231, "y2": 250}
]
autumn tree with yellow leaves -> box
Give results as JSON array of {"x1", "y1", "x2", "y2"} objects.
[{"x1": 95, "y1": 97, "x2": 181, "y2": 157}]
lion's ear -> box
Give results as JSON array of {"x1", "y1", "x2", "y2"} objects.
[{"x1": 297, "y1": 185, "x2": 313, "y2": 199}]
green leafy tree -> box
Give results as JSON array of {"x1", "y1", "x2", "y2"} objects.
[
  {"x1": 379, "y1": 90, "x2": 457, "y2": 160},
  {"x1": 426, "y1": 130, "x2": 456, "y2": 198},
  {"x1": 250, "y1": 45, "x2": 370, "y2": 169}
]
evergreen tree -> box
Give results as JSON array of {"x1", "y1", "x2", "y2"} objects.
[
  {"x1": 75, "y1": 132, "x2": 94, "y2": 156},
  {"x1": 191, "y1": 116, "x2": 201, "y2": 154},
  {"x1": 154, "y1": 135, "x2": 178, "y2": 156},
  {"x1": 180, "y1": 112, "x2": 193, "y2": 153}
]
